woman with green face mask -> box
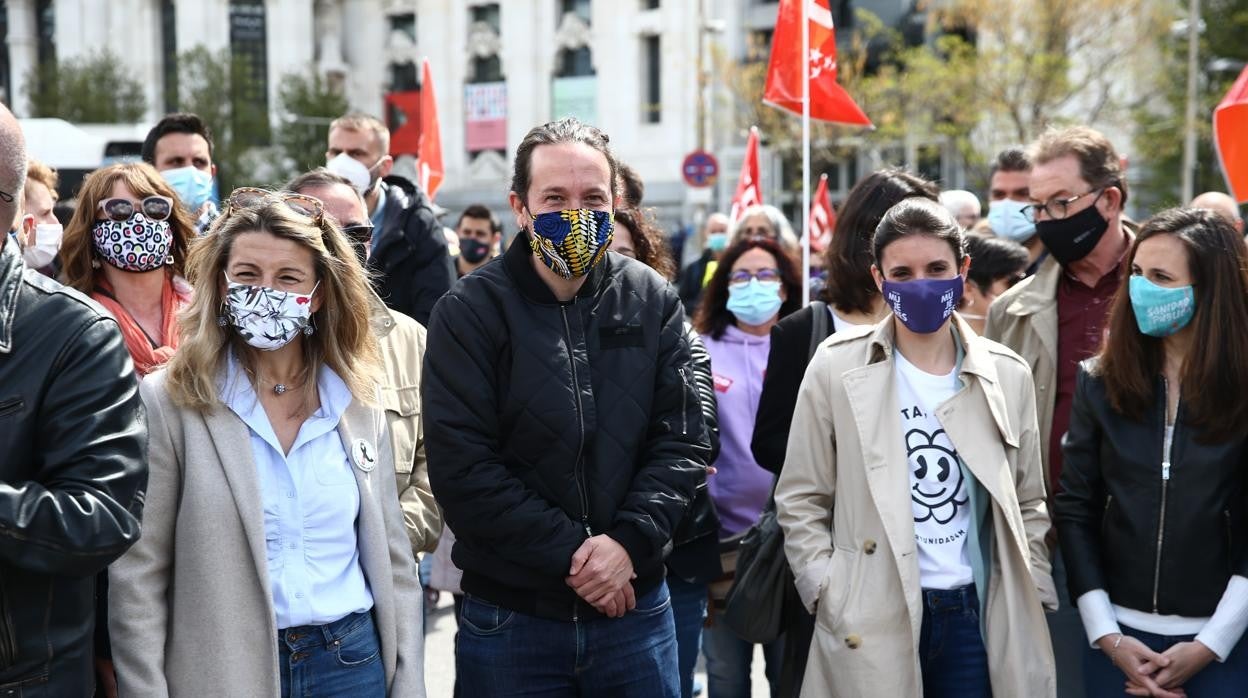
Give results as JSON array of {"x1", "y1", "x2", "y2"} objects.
[{"x1": 1057, "y1": 207, "x2": 1248, "y2": 698}]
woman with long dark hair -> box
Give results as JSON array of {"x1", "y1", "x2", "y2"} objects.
[
  {"x1": 1057, "y1": 208, "x2": 1248, "y2": 697},
  {"x1": 749, "y1": 168, "x2": 939, "y2": 696},
  {"x1": 693, "y1": 236, "x2": 802, "y2": 697},
  {"x1": 777, "y1": 197, "x2": 1056, "y2": 697}
]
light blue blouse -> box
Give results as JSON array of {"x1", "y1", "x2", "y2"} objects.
[{"x1": 221, "y1": 354, "x2": 374, "y2": 629}]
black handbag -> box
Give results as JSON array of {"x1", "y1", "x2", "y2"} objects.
[{"x1": 720, "y1": 497, "x2": 793, "y2": 643}]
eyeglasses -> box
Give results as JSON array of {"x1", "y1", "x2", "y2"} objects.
[
  {"x1": 96, "y1": 196, "x2": 174, "y2": 222},
  {"x1": 224, "y1": 187, "x2": 324, "y2": 224},
  {"x1": 728, "y1": 268, "x2": 781, "y2": 288},
  {"x1": 341, "y1": 223, "x2": 374, "y2": 242},
  {"x1": 1022, "y1": 189, "x2": 1104, "y2": 222},
  {"x1": 0, "y1": 189, "x2": 12, "y2": 204}
]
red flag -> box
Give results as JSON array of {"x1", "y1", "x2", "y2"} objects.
[
  {"x1": 730, "y1": 127, "x2": 763, "y2": 223},
  {"x1": 1215, "y1": 63, "x2": 1248, "y2": 204},
  {"x1": 417, "y1": 58, "x2": 444, "y2": 201},
  {"x1": 764, "y1": 0, "x2": 872, "y2": 127},
  {"x1": 809, "y1": 173, "x2": 836, "y2": 253}
]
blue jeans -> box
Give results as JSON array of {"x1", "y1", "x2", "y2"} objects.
[
  {"x1": 455, "y1": 581, "x2": 679, "y2": 697},
  {"x1": 1084, "y1": 624, "x2": 1248, "y2": 697},
  {"x1": 702, "y1": 613, "x2": 783, "y2": 698},
  {"x1": 278, "y1": 610, "x2": 385, "y2": 698},
  {"x1": 667, "y1": 576, "x2": 709, "y2": 698},
  {"x1": 918, "y1": 585, "x2": 991, "y2": 698}
]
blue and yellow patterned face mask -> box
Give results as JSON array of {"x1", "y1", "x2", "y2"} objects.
[{"x1": 528, "y1": 208, "x2": 614, "y2": 279}]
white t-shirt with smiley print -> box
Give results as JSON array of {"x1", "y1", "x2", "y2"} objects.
[{"x1": 894, "y1": 349, "x2": 974, "y2": 591}]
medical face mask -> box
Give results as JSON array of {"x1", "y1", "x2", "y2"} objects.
[
  {"x1": 224, "y1": 274, "x2": 320, "y2": 351},
  {"x1": 1128, "y1": 275, "x2": 1195, "y2": 337},
  {"x1": 986, "y1": 199, "x2": 1037, "y2": 243},
  {"x1": 161, "y1": 166, "x2": 215, "y2": 212},
  {"x1": 527, "y1": 208, "x2": 614, "y2": 279},
  {"x1": 883, "y1": 276, "x2": 964, "y2": 334},
  {"x1": 22, "y1": 222, "x2": 62, "y2": 268},
  {"x1": 727, "y1": 278, "x2": 784, "y2": 326},
  {"x1": 326, "y1": 153, "x2": 382, "y2": 196}
]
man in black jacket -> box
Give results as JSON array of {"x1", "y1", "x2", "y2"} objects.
[
  {"x1": 326, "y1": 112, "x2": 455, "y2": 325},
  {"x1": 0, "y1": 103, "x2": 148, "y2": 697},
  {"x1": 424, "y1": 117, "x2": 709, "y2": 696}
]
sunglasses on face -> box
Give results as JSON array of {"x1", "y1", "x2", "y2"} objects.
[
  {"x1": 96, "y1": 196, "x2": 174, "y2": 222},
  {"x1": 341, "y1": 223, "x2": 374, "y2": 242},
  {"x1": 223, "y1": 187, "x2": 325, "y2": 224}
]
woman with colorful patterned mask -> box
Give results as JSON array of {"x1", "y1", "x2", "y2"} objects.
[
  {"x1": 60, "y1": 162, "x2": 195, "y2": 377},
  {"x1": 107, "y1": 192, "x2": 425, "y2": 697}
]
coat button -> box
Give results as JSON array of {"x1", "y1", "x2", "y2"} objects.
[
  {"x1": 845, "y1": 634, "x2": 862, "y2": 649},
  {"x1": 863, "y1": 539, "x2": 877, "y2": 555}
]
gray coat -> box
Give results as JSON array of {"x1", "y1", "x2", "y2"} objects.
[{"x1": 109, "y1": 370, "x2": 425, "y2": 697}]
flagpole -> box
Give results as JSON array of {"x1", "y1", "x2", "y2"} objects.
[{"x1": 801, "y1": 0, "x2": 812, "y2": 306}]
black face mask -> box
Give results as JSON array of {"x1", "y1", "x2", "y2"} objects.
[
  {"x1": 459, "y1": 238, "x2": 491, "y2": 264},
  {"x1": 1035, "y1": 193, "x2": 1109, "y2": 267}
]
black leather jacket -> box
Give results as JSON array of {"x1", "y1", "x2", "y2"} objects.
[
  {"x1": 0, "y1": 238, "x2": 147, "y2": 696},
  {"x1": 1056, "y1": 361, "x2": 1248, "y2": 618},
  {"x1": 368, "y1": 176, "x2": 456, "y2": 326},
  {"x1": 424, "y1": 235, "x2": 710, "y2": 620},
  {"x1": 667, "y1": 324, "x2": 722, "y2": 584}
]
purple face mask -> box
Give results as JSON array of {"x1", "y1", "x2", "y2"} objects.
[{"x1": 883, "y1": 276, "x2": 964, "y2": 334}]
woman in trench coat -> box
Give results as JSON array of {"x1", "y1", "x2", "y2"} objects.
[{"x1": 775, "y1": 197, "x2": 1057, "y2": 697}]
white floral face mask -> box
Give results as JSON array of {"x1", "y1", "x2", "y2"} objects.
[{"x1": 224, "y1": 273, "x2": 319, "y2": 351}]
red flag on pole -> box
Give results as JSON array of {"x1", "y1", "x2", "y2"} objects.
[
  {"x1": 417, "y1": 58, "x2": 444, "y2": 201},
  {"x1": 764, "y1": 0, "x2": 871, "y2": 127},
  {"x1": 809, "y1": 173, "x2": 836, "y2": 253},
  {"x1": 730, "y1": 126, "x2": 763, "y2": 223},
  {"x1": 1214, "y1": 63, "x2": 1248, "y2": 204}
]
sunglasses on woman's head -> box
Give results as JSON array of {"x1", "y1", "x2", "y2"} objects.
[
  {"x1": 97, "y1": 196, "x2": 174, "y2": 222},
  {"x1": 225, "y1": 187, "x2": 325, "y2": 225}
]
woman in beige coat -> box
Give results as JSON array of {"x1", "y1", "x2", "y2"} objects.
[
  {"x1": 776, "y1": 197, "x2": 1057, "y2": 697},
  {"x1": 108, "y1": 192, "x2": 424, "y2": 697}
]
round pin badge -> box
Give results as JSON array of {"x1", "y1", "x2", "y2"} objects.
[{"x1": 351, "y1": 438, "x2": 377, "y2": 472}]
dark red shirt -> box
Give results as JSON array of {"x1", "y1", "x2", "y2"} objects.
[{"x1": 1050, "y1": 268, "x2": 1121, "y2": 492}]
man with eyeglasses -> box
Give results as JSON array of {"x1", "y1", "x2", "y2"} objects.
[
  {"x1": 325, "y1": 113, "x2": 455, "y2": 326},
  {"x1": 984, "y1": 125, "x2": 1133, "y2": 698},
  {"x1": 284, "y1": 167, "x2": 442, "y2": 560},
  {"x1": 0, "y1": 102, "x2": 148, "y2": 698}
]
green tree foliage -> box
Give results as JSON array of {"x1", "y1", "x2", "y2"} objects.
[
  {"x1": 272, "y1": 72, "x2": 350, "y2": 182},
  {"x1": 25, "y1": 50, "x2": 147, "y2": 123},
  {"x1": 175, "y1": 47, "x2": 272, "y2": 192},
  {"x1": 1132, "y1": 0, "x2": 1248, "y2": 211}
]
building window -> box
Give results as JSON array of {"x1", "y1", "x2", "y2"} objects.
[
  {"x1": 559, "y1": 0, "x2": 591, "y2": 24},
  {"x1": 832, "y1": 0, "x2": 853, "y2": 29},
  {"x1": 390, "y1": 13, "x2": 416, "y2": 44},
  {"x1": 161, "y1": 0, "x2": 177, "y2": 112},
  {"x1": 642, "y1": 35, "x2": 660, "y2": 123},
  {"x1": 471, "y1": 55, "x2": 503, "y2": 84},
  {"x1": 229, "y1": 0, "x2": 269, "y2": 144},
  {"x1": 471, "y1": 4, "x2": 500, "y2": 32},
  {"x1": 390, "y1": 61, "x2": 419, "y2": 91},
  {"x1": 556, "y1": 46, "x2": 594, "y2": 77},
  {"x1": 642, "y1": 0, "x2": 660, "y2": 9},
  {"x1": 35, "y1": 0, "x2": 54, "y2": 67},
  {"x1": 0, "y1": 1, "x2": 9, "y2": 107},
  {"x1": 746, "y1": 29, "x2": 773, "y2": 62}
]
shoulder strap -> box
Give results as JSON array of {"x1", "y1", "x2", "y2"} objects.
[{"x1": 808, "y1": 301, "x2": 829, "y2": 361}]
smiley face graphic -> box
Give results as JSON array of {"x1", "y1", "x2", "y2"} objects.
[{"x1": 906, "y1": 428, "x2": 968, "y2": 525}]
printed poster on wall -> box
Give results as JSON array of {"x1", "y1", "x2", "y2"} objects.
[{"x1": 465, "y1": 82, "x2": 507, "y2": 152}]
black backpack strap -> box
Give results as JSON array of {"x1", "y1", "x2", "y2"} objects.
[{"x1": 808, "y1": 301, "x2": 829, "y2": 361}]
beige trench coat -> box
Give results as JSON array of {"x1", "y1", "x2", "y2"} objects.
[
  {"x1": 109, "y1": 371, "x2": 425, "y2": 697},
  {"x1": 369, "y1": 292, "x2": 442, "y2": 555},
  {"x1": 776, "y1": 315, "x2": 1057, "y2": 698},
  {"x1": 983, "y1": 256, "x2": 1061, "y2": 492}
]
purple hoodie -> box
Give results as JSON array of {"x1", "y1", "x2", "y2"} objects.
[{"x1": 702, "y1": 324, "x2": 775, "y2": 539}]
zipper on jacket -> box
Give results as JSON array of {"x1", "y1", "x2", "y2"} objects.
[
  {"x1": 1152, "y1": 378, "x2": 1173, "y2": 613},
  {"x1": 678, "y1": 366, "x2": 690, "y2": 436},
  {"x1": 560, "y1": 305, "x2": 591, "y2": 537}
]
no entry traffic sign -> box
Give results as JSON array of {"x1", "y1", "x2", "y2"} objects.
[{"x1": 682, "y1": 150, "x2": 719, "y2": 188}]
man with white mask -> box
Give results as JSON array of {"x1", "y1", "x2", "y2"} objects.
[
  {"x1": 14, "y1": 158, "x2": 62, "y2": 276},
  {"x1": 326, "y1": 112, "x2": 455, "y2": 325}
]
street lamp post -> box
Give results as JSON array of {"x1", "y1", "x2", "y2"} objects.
[{"x1": 1181, "y1": 0, "x2": 1201, "y2": 203}]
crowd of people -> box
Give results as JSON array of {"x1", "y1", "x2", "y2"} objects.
[{"x1": 2, "y1": 94, "x2": 1247, "y2": 698}]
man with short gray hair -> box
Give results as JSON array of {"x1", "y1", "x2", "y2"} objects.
[{"x1": 0, "y1": 102, "x2": 148, "y2": 697}]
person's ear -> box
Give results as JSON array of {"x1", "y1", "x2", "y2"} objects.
[
  {"x1": 509, "y1": 192, "x2": 528, "y2": 232},
  {"x1": 959, "y1": 255, "x2": 972, "y2": 278},
  {"x1": 379, "y1": 155, "x2": 394, "y2": 180},
  {"x1": 1100, "y1": 186, "x2": 1123, "y2": 216},
  {"x1": 19, "y1": 214, "x2": 35, "y2": 246},
  {"x1": 210, "y1": 163, "x2": 218, "y2": 179},
  {"x1": 870, "y1": 264, "x2": 885, "y2": 292}
]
